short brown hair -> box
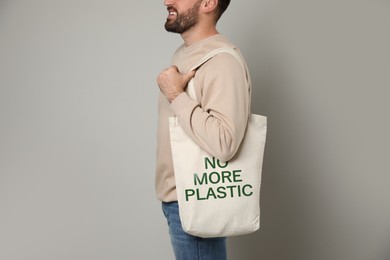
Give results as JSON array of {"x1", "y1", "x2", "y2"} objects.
[{"x1": 215, "y1": 0, "x2": 231, "y2": 21}]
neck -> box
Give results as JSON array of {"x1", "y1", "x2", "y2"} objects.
[{"x1": 181, "y1": 24, "x2": 219, "y2": 47}]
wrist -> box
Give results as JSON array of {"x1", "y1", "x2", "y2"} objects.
[{"x1": 169, "y1": 91, "x2": 184, "y2": 103}]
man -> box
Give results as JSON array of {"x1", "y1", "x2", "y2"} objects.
[{"x1": 156, "y1": 0, "x2": 251, "y2": 259}]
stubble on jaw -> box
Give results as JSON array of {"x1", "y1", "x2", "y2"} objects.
[{"x1": 165, "y1": 0, "x2": 202, "y2": 34}]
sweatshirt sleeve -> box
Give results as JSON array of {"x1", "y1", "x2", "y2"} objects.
[{"x1": 170, "y1": 53, "x2": 250, "y2": 162}]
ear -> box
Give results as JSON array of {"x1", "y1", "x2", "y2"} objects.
[{"x1": 200, "y1": 0, "x2": 218, "y2": 14}]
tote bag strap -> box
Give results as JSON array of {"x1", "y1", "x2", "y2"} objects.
[{"x1": 187, "y1": 47, "x2": 251, "y2": 113}]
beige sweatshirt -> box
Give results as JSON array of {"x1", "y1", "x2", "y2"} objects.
[{"x1": 155, "y1": 34, "x2": 251, "y2": 202}]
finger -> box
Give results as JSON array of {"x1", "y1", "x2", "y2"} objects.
[
  {"x1": 170, "y1": 65, "x2": 179, "y2": 72},
  {"x1": 183, "y1": 70, "x2": 196, "y2": 83}
]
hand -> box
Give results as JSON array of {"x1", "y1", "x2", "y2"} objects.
[{"x1": 157, "y1": 66, "x2": 196, "y2": 103}]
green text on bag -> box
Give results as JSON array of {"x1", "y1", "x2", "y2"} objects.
[{"x1": 184, "y1": 157, "x2": 253, "y2": 201}]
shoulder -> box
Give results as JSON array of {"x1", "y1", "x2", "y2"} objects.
[
  {"x1": 193, "y1": 49, "x2": 250, "y2": 97},
  {"x1": 199, "y1": 49, "x2": 247, "y2": 80}
]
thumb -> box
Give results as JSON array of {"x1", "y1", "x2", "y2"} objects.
[{"x1": 182, "y1": 70, "x2": 196, "y2": 83}]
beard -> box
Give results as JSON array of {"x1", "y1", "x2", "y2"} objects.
[{"x1": 165, "y1": 1, "x2": 202, "y2": 34}]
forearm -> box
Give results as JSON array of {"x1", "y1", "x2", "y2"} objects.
[{"x1": 171, "y1": 92, "x2": 248, "y2": 162}]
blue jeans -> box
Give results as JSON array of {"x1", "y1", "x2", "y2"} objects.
[{"x1": 162, "y1": 201, "x2": 227, "y2": 260}]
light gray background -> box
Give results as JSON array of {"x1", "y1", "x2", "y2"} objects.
[{"x1": 0, "y1": 0, "x2": 389, "y2": 259}]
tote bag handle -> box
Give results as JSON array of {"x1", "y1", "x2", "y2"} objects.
[{"x1": 186, "y1": 47, "x2": 252, "y2": 113}]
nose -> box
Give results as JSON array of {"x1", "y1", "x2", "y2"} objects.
[{"x1": 164, "y1": 0, "x2": 174, "y2": 6}]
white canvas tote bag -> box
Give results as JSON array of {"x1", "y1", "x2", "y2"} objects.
[{"x1": 169, "y1": 47, "x2": 267, "y2": 238}]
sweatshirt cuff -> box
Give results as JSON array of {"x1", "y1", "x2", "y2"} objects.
[{"x1": 170, "y1": 92, "x2": 199, "y2": 117}]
